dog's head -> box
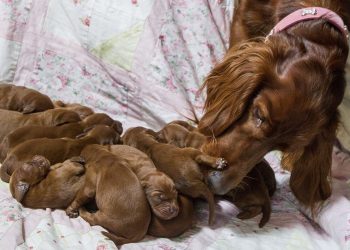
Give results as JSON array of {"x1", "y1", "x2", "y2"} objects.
[
  {"x1": 199, "y1": 30, "x2": 348, "y2": 210},
  {"x1": 141, "y1": 172, "x2": 179, "y2": 220},
  {"x1": 10, "y1": 155, "x2": 51, "y2": 202}
]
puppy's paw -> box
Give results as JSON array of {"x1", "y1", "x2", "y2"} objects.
[
  {"x1": 66, "y1": 207, "x2": 79, "y2": 218},
  {"x1": 215, "y1": 158, "x2": 228, "y2": 169}
]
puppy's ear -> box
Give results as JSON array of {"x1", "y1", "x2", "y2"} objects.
[
  {"x1": 198, "y1": 42, "x2": 270, "y2": 136},
  {"x1": 22, "y1": 105, "x2": 36, "y2": 114},
  {"x1": 70, "y1": 156, "x2": 85, "y2": 165},
  {"x1": 14, "y1": 181, "x2": 29, "y2": 202}
]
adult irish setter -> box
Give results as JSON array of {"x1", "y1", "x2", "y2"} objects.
[{"x1": 199, "y1": 0, "x2": 350, "y2": 211}]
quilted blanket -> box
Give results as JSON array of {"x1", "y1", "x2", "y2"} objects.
[{"x1": 0, "y1": 0, "x2": 350, "y2": 249}]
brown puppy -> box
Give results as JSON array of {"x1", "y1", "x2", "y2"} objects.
[
  {"x1": 0, "y1": 83, "x2": 54, "y2": 113},
  {"x1": 0, "y1": 113, "x2": 123, "y2": 161},
  {"x1": 66, "y1": 144, "x2": 150, "y2": 246},
  {"x1": 167, "y1": 120, "x2": 196, "y2": 131},
  {"x1": 123, "y1": 127, "x2": 227, "y2": 225},
  {"x1": 53, "y1": 100, "x2": 94, "y2": 119},
  {"x1": 10, "y1": 155, "x2": 85, "y2": 208},
  {"x1": 157, "y1": 123, "x2": 206, "y2": 149},
  {"x1": 148, "y1": 195, "x2": 194, "y2": 238},
  {"x1": 226, "y1": 160, "x2": 276, "y2": 228},
  {"x1": 106, "y1": 145, "x2": 179, "y2": 220},
  {"x1": 1, "y1": 125, "x2": 119, "y2": 182},
  {"x1": 0, "y1": 108, "x2": 81, "y2": 142}
]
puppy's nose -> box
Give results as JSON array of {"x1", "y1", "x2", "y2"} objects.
[{"x1": 169, "y1": 205, "x2": 179, "y2": 216}]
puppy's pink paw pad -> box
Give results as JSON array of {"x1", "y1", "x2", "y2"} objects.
[{"x1": 215, "y1": 158, "x2": 227, "y2": 169}]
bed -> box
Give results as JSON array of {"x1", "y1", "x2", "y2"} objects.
[{"x1": 0, "y1": 0, "x2": 350, "y2": 249}]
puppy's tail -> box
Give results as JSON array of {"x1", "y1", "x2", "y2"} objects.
[
  {"x1": 193, "y1": 182, "x2": 216, "y2": 226},
  {"x1": 102, "y1": 231, "x2": 135, "y2": 246}
]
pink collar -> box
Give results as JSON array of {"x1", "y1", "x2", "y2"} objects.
[{"x1": 267, "y1": 7, "x2": 349, "y2": 41}]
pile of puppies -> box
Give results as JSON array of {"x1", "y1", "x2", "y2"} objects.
[{"x1": 0, "y1": 83, "x2": 277, "y2": 246}]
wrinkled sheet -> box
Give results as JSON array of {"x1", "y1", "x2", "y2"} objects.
[{"x1": 0, "y1": 0, "x2": 350, "y2": 249}]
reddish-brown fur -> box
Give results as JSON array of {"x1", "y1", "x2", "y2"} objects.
[
  {"x1": 106, "y1": 144, "x2": 179, "y2": 220},
  {"x1": 157, "y1": 123, "x2": 207, "y2": 149},
  {"x1": 0, "y1": 108, "x2": 81, "y2": 142},
  {"x1": 122, "y1": 127, "x2": 227, "y2": 225},
  {"x1": 0, "y1": 83, "x2": 54, "y2": 113},
  {"x1": 66, "y1": 144, "x2": 150, "y2": 246},
  {"x1": 227, "y1": 160, "x2": 276, "y2": 228},
  {"x1": 53, "y1": 100, "x2": 94, "y2": 119},
  {"x1": 9, "y1": 155, "x2": 85, "y2": 208},
  {"x1": 0, "y1": 113, "x2": 123, "y2": 161},
  {"x1": 1, "y1": 125, "x2": 119, "y2": 182},
  {"x1": 148, "y1": 195, "x2": 194, "y2": 238},
  {"x1": 198, "y1": 0, "x2": 350, "y2": 212}
]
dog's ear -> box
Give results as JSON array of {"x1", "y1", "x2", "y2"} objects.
[
  {"x1": 198, "y1": 42, "x2": 270, "y2": 136},
  {"x1": 283, "y1": 125, "x2": 335, "y2": 214},
  {"x1": 14, "y1": 181, "x2": 30, "y2": 202},
  {"x1": 22, "y1": 105, "x2": 36, "y2": 114},
  {"x1": 69, "y1": 156, "x2": 85, "y2": 165}
]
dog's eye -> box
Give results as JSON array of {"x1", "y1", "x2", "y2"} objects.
[
  {"x1": 159, "y1": 194, "x2": 166, "y2": 200},
  {"x1": 253, "y1": 107, "x2": 265, "y2": 128}
]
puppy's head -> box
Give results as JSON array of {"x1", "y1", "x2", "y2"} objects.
[
  {"x1": 10, "y1": 155, "x2": 51, "y2": 202},
  {"x1": 77, "y1": 125, "x2": 120, "y2": 144},
  {"x1": 158, "y1": 123, "x2": 189, "y2": 147},
  {"x1": 22, "y1": 93, "x2": 54, "y2": 114},
  {"x1": 45, "y1": 108, "x2": 81, "y2": 126},
  {"x1": 82, "y1": 113, "x2": 123, "y2": 134},
  {"x1": 142, "y1": 172, "x2": 179, "y2": 220}
]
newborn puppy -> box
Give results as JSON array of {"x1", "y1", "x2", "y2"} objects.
[
  {"x1": 168, "y1": 120, "x2": 196, "y2": 131},
  {"x1": 10, "y1": 155, "x2": 85, "y2": 208},
  {"x1": 123, "y1": 127, "x2": 227, "y2": 225},
  {"x1": 148, "y1": 195, "x2": 194, "y2": 238},
  {"x1": 0, "y1": 113, "x2": 123, "y2": 161},
  {"x1": 157, "y1": 123, "x2": 206, "y2": 149},
  {"x1": 227, "y1": 160, "x2": 276, "y2": 228},
  {"x1": 1, "y1": 125, "x2": 119, "y2": 182},
  {"x1": 0, "y1": 83, "x2": 54, "y2": 113},
  {"x1": 106, "y1": 145, "x2": 179, "y2": 220},
  {"x1": 66, "y1": 144, "x2": 150, "y2": 246},
  {"x1": 53, "y1": 100, "x2": 94, "y2": 119},
  {"x1": 0, "y1": 108, "x2": 81, "y2": 142}
]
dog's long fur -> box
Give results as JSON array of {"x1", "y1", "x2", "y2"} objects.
[{"x1": 199, "y1": 0, "x2": 350, "y2": 212}]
